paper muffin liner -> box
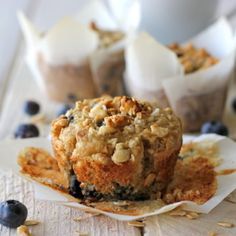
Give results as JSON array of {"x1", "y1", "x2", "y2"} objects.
[
  {"x1": 90, "y1": 48, "x2": 125, "y2": 96},
  {"x1": 89, "y1": 31, "x2": 133, "y2": 97},
  {"x1": 124, "y1": 74, "x2": 170, "y2": 108},
  {"x1": 163, "y1": 52, "x2": 234, "y2": 132},
  {"x1": 163, "y1": 18, "x2": 235, "y2": 132},
  {"x1": 124, "y1": 18, "x2": 236, "y2": 132},
  {"x1": 18, "y1": 13, "x2": 99, "y2": 102},
  {"x1": 37, "y1": 54, "x2": 96, "y2": 102},
  {"x1": 79, "y1": 0, "x2": 139, "y2": 97},
  {"x1": 124, "y1": 32, "x2": 183, "y2": 96},
  {"x1": 0, "y1": 134, "x2": 236, "y2": 221}
]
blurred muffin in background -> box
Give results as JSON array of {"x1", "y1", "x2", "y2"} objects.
[{"x1": 90, "y1": 22, "x2": 126, "y2": 97}]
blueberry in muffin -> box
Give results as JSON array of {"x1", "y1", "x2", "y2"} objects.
[{"x1": 51, "y1": 96, "x2": 182, "y2": 201}]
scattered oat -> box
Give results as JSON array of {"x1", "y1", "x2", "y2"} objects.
[
  {"x1": 186, "y1": 212, "x2": 200, "y2": 219},
  {"x1": 24, "y1": 220, "x2": 40, "y2": 226},
  {"x1": 74, "y1": 213, "x2": 100, "y2": 222},
  {"x1": 17, "y1": 225, "x2": 32, "y2": 236},
  {"x1": 75, "y1": 230, "x2": 89, "y2": 236},
  {"x1": 225, "y1": 198, "x2": 236, "y2": 204},
  {"x1": 128, "y1": 221, "x2": 145, "y2": 228},
  {"x1": 208, "y1": 231, "x2": 217, "y2": 236},
  {"x1": 113, "y1": 201, "x2": 131, "y2": 207},
  {"x1": 169, "y1": 209, "x2": 187, "y2": 217},
  {"x1": 84, "y1": 208, "x2": 101, "y2": 214},
  {"x1": 217, "y1": 221, "x2": 234, "y2": 228}
]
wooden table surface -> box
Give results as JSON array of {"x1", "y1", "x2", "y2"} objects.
[{"x1": 0, "y1": 1, "x2": 236, "y2": 236}]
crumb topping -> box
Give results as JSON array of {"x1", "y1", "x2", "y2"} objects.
[
  {"x1": 52, "y1": 96, "x2": 182, "y2": 166},
  {"x1": 168, "y1": 43, "x2": 219, "y2": 74}
]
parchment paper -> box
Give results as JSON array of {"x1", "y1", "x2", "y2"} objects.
[{"x1": 1, "y1": 134, "x2": 236, "y2": 221}]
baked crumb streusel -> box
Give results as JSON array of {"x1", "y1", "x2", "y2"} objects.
[
  {"x1": 51, "y1": 96, "x2": 182, "y2": 201},
  {"x1": 168, "y1": 43, "x2": 219, "y2": 74}
]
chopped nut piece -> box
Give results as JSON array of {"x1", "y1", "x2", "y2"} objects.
[
  {"x1": 17, "y1": 225, "x2": 32, "y2": 236},
  {"x1": 98, "y1": 125, "x2": 116, "y2": 135},
  {"x1": 89, "y1": 103, "x2": 107, "y2": 120},
  {"x1": 151, "y1": 108, "x2": 160, "y2": 116},
  {"x1": 128, "y1": 221, "x2": 145, "y2": 228},
  {"x1": 217, "y1": 221, "x2": 234, "y2": 228},
  {"x1": 150, "y1": 125, "x2": 169, "y2": 137},
  {"x1": 112, "y1": 143, "x2": 131, "y2": 164},
  {"x1": 24, "y1": 220, "x2": 40, "y2": 226}
]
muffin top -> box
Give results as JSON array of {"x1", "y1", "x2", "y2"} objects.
[
  {"x1": 52, "y1": 96, "x2": 182, "y2": 166},
  {"x1": 168, "y1": 43, "x2": 218, "y2": 74}
]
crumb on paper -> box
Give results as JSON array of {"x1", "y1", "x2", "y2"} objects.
[
  {"x1": 164, "y1": 142, "x2": 218, "y2": 205},
  {"x1": 24, "y1": 220, "x2": 40, "y2": 226},
  {"x1": 74, "y1": 213, "x2": 100, "y2": 222},
  {"x1": 17, "y1": 225, "x2": 32, "y2": 236}
]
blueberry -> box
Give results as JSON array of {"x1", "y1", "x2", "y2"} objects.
[
  {"x1": 232, "y1": 97, "x2": 236, "y2": 112},
  {"x1": 67, "y1": 94, "x2": 77, "y2": 102},
  {"x1": 96, "y1": 120, "x2": 104, "y2": 127},
  {"x1": 14, "y1": 124, "x2": 39, "y2": 138},
  {"x1": 68, "y1": 115, "x2": 74, "y2": 124},
  {"x1": 201, "y1": 121, "x2": 228, "y2": 136},
  {"x1": 57, "y1": 104, "x2": 73, "y2": 116},
  {"x1": 101, "y1": 84, "x2": 110, "y2": 92},
  {"x1": 0, "y1": 200, "x2": 28, "y2": 228},
  {"x1": 23, "y1": 100, "x2": 40, "y2": 115},
  {"x1": 69, "y1": 175, "x2": 83, "y2": 199}
]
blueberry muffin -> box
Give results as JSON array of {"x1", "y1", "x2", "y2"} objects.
[{"x1": 51, "y1": 96, "x2": 182, "y2": 201}]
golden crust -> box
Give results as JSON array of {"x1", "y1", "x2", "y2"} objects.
[
  {"x1": 51, "y1": 96, "x2": 182, "y2": 199},
  {"x1": 18, "y1": 147, "x2": 68, "y2": 188}
]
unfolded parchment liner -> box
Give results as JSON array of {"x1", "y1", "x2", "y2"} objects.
[
  {"x1": 125, "y1": 18, "x2": 236, "y2": 132},
  {"x1": 0, "y1": 134, "x2": 236, "y2": 221}
]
